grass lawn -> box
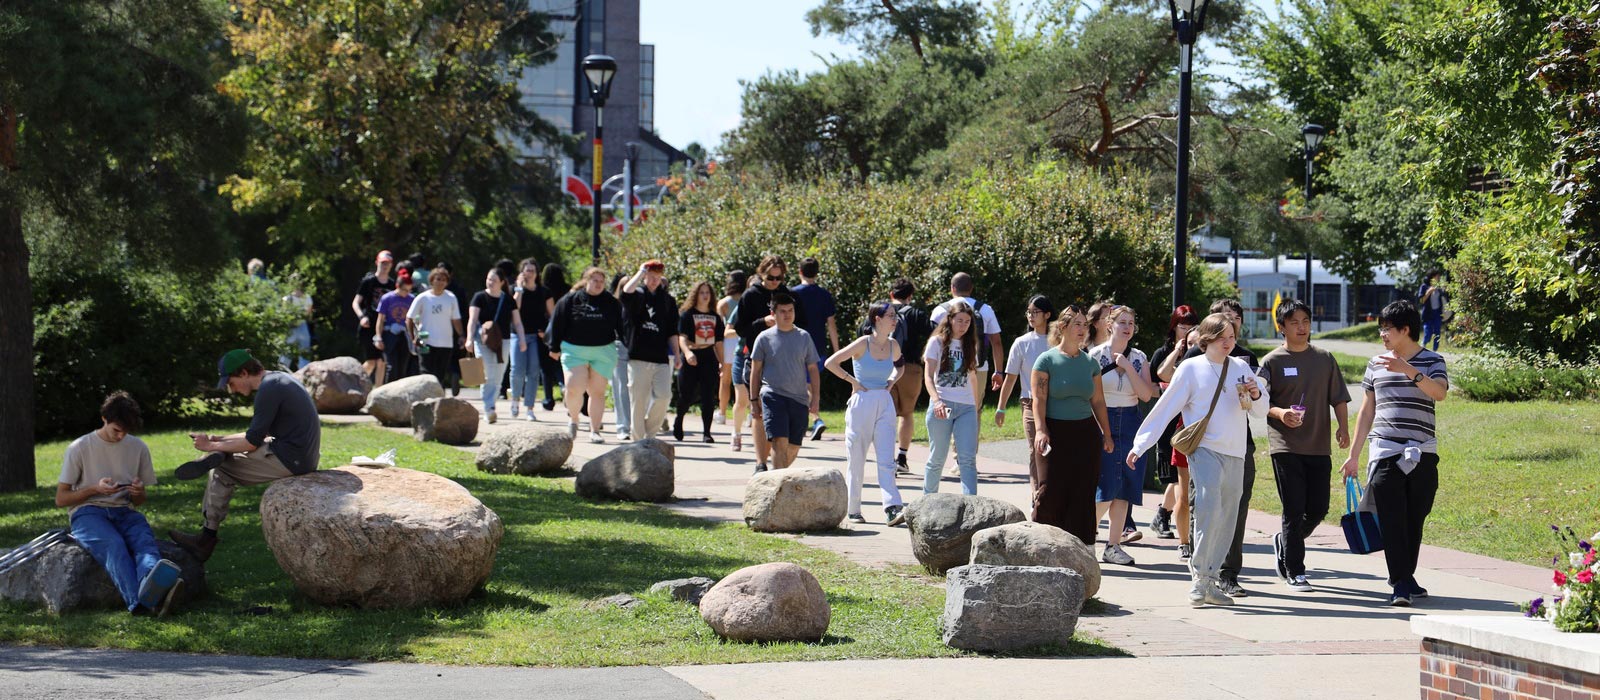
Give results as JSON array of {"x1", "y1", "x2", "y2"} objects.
[
  {"x1": 0, "y1": 421, "x2": 1117, "y2": 665},
  {"x1": 1246, "y1": 399, "x2": 1600, "y2": 567}
]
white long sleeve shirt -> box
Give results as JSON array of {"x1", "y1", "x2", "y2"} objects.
[{"x1": 1131, "y1": 354, "x2": 1267, "y2": 460}]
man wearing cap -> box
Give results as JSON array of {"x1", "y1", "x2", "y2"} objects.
[
  {"x1": 167, "y1": 350, "x2": 321, "y2": 562},
  {"x1": 352, "y1": 250, "x2": 397, "y2": 386},
  {"x1": 620, "y1": 260, "x2": 679, "y2": 440}
]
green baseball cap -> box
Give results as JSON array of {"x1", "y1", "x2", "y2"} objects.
[{"x1": 216, "y1": 349, "x2": 255, "y2": 389}]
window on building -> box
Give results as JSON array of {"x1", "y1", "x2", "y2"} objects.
[
  {"x1": 640, "y1": 44, "x2": 655, "y2": 133},
  {"x1": 1313, "y1": 283, "x2": 1341, "y2": 323}
]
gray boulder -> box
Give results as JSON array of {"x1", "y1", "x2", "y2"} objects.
[
  {"x1": 649, "y1": 576, "x2": 717, "y2": 605},
  {"x1": 941, "y1": 564, "x2": 1085, "y2": 652},
  {"x1": 295, "y1": 356, "x2": 371, "y2": 414},
  {"x1": 411, "y1": 397, "x2": 479, "y2": 445},
  {"x1": 364, "y1": 374, "x2": 445, "y2": 426},
  {"x1": 742, "y1": 468, "x2": 847, "y2": 532},
  {"x1": 575, "y1": 440, "x2": 674, "y2": 502},
  {"x1": 904, "y1": 493, "x2": 1026, "y2": 574},
  {"x1": 0, "y1": 538, "x2": 206, "y2": 615},
  {"x1": 476, "y1": 428, "x2": 573, "y2": 476},
  {"x1": 699, "y1": 563, "x2": 829, "y2": 642},
  {"x1": 970, "y1": 521, "x2": 1102, "y2": 598}
]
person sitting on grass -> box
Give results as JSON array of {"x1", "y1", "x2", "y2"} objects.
[
  {"x1": 57, "y1": 391, "x2": 184, "y2": 616},
  {"x1": 168, "y1": 349, "x2": 321, "y2": 562}
]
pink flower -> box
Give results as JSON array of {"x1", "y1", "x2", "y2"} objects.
[
  {"x1": 1586, "y1": 550, "x2": 1596, "y2": 567},
  {"x1": 1578, "y1": 570, "x2": 1595, "y2": 585},
  {"x1": 1554, "y1": 570, "x2": 1568, "y2": 586}
]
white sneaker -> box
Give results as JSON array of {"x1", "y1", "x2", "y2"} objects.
[
  {"x1": 1189, "y1": 583, "x2": 1207, "y2": 607},
  {"x1": 1202, "y1": 581, "x2": 1236, "y2": 606},
  {"x1": 589, "y1": 431, "x2": 606, "y2": 444},
  {"x1": 1287, "y1": 575, "x2": 1314, "y2": 592},
  {"x1": 486, "y1": 411, "x2": 498, "y2": 424},
  {"x1": 616, "y1": 430, "x2": 630, "y2": 441},
  {"x1": 524, "y1": 412, "x2": 538, "y2": 422},
  {"x1": 715, "y1": 412, "x2": 727, "y2": 425},
  {"x1": 567, "y1": 422, "x2": 578, "y2": 438}
]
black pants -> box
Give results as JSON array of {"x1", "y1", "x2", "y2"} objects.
[
  {"x1": 1271, "y1": 453, "x2": 1332, "y2": 577},
  {"x1": 381, "y1": 330, "x2": 416, "y2": 381},
  {"x1": 539, "y1": 338, "x2": 562, "y2": 404},
  {"x1": 1369, "y1": 452, "x2": 1439, "y2": 590},
  {"x1": 1220, "y1": 442, "x2": 1256, "y2": 581},
  {"x1": 674, "y1": 348, "x2": 720, "y2": 435},
  {"x1": 419, "y1": 345, "x2": 454, "y2": 385},
  {"x1": 1035, "y1": 417, "x2": 1102, "y2": 547}
]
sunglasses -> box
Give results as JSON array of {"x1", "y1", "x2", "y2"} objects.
[{"x1": 764, "y1": 274, "x2": 785, "y2": 282}]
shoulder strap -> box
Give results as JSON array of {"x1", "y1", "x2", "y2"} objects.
[{"x1": 1198, "y1": 357, "x2": 1229, "y2": 422}]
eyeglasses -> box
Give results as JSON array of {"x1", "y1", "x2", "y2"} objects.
[
  {"x1": 764, "y1": 275, "x2": 785, "y2": 282},
  {"x1": 1025, "y1": 309, "x2": 1045, "y2": 316}
]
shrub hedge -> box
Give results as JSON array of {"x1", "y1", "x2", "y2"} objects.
[{"x1": 1451, "y1": 349, "x2": 1600, "y2": 402}]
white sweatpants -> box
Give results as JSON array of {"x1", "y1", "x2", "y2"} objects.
[
  {"x1": 844, "y1": 389, "x2": 901, "y2": 514},
  {"x1": 629, "y1": 359, "x2": 673, "y2": 439}
]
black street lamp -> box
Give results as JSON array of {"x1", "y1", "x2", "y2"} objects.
[
  {"x1": 1301, "y1": 123, "x2": 1325, "y2": 316},
  {"x1": 582, "y1": 54, "x2": 618, "y2": 264},
  {"x1": 1167, "y1": 0, "x2": 1211, "y2": 310}
]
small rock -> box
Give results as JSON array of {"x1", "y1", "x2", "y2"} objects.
[
  {"x1": 970, "y1": 521, "x2": 1102, "y2": 598},
  {"x1": 411, "y1": 397, "x2": 479, "y2": 445},
  {"x1": 941, "y1": 564, "x2": 1085, "y2": 652},
  {"x1": 601, "y1": 593, "x2": 641, "y2": 610},
  {"x1": 649, "y1": 576, "x2": 716, "y2": 605},
  {"x1": 0, "y1": 539, "x2": 206, "y2": 615},
  {"x1": 904, "y1": 493, "x2": 1026, "y2": 574},
  {"x1": 699, "y1": 563, "x2": 829, "y2": 642},
  {"x1": 575, "y1": 441, "x2": 674, "y2": 502},
  {"x1": 364, "y1": 375, "x2": 445, "y2": 426},
  {"x1": 742, "y1": 468, "x2": 847, "y2": 532},
  {"x1": 295, "y1": 357, "x2": 372, "y2": 414},
  {"x1": 476, "y1": 428, "x2": 573, "y2": 476}
]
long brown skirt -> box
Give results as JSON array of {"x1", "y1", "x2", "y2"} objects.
[{"x1": 1033, "y1": 416, "x2": 1103, "y2": 547}]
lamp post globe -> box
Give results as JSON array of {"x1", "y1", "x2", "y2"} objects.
[
  {"x1": 582, "y1": 55, "x2": 618, "y2": 263},
  {"x1": 1166, "y1": 0, "x2": 1211, "y2": 310}
]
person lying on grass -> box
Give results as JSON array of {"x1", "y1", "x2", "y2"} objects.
[{"x1": 56, "y1": 391, "x2": 184, "y2": 616}]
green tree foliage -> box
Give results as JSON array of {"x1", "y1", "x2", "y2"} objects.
[{"x1": 806, "y1": 0, "x2": 983, "y2": 59}]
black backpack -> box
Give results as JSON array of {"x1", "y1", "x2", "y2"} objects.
[
  {"x1": 859, "y1": 301, "x2": 931, "y2": 362},
  {"x1": 940, "y1": 297, "x2": 992, "y2": 369}
]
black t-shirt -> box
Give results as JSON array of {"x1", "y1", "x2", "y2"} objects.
[
  {"x1": 549, "y1": 289, "x2": 624, "y2": 348},
  {"x1": 470, "y1": 291, "x2": 517, "y2": 340},
  {"x1": 621, "y1": 284, "x2": 678, "y2": 362},
  {"x1": 356, "y1": 273, "x2": 395, "y2": 319},
  {"x1": 680, "y1": 308, "x2": 725, "y2": 351},
  {"x1": 517, "y1": 286, "x2": 551, "y2": 337}
]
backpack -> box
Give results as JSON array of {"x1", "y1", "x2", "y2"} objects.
[
  {"x1": 859, "y1": 301, "x2": 930, "y2": 361},
  {"x1": 941, "y1": 297, "x2": 992, "y2": 369}
]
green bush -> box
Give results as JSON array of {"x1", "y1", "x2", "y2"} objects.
[
  {"x1": 1451, "y1": 349, "x2": 1600, "y2": 402},
  {"x1": 32, "y1": 266, "x2": 301, "y2": 437}
]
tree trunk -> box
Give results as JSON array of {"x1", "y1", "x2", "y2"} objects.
[{"x1": 0, "y1": 103, "x2": 35, "y2": 492}]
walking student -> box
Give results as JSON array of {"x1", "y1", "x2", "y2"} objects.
[
  {"x1": 549, "y1": 267, "x2": 625, "y2": 443},
  {"x1": 921, "y1": 301, "x2": 982, "y2": 495},
  {"x1": 733, "y1": 255, "x2": 809, "y2": 471},
  {"x1": 674, "y1": 281, "x2": 725, "y2": 443},
  {"x1": 538, "y1": 263, "x2": 568, "y2": 411},
  {"x1": 466, "y1": 266, "x2": 527, "y2": 424},
  {"x1": 621, "y1": 260, "x2": 679, "y2": 440},
  {"x1": 1090, "y1": 305, "x2": 1156, "y2": 556},
  {"x1": 1183, "y1": 298, "x2": 1261, "y2": 597},
  {"x1": 1128, "y1": 314, "x2": 1266, "y2": 607},
  {"x1": 373, "y1": 269, "x2": 417, "y2": 381},
  {"x1": 510, "y1": 258, "x2": 554, "y2": 422},
  {"x1": 1261, "y1": 299, "x2": 1351, "y2": 592},
  {"x1": 407, "y1": 264, "x2": 464, "y2": 385},
  {"x1": 1417, "y1": 269, "x2": 1447, "y2": 351},
  {"x1": 56, "y1": 392, "x2": 184, "y2": 616},
  {"x1": 749, "y1": 291, "x2": 821, "y2": 471},
  {"x1": 169, "y1": 350, "x2": 321, "y2": 562},
  {"x1": 717, "y1": 270, "x2": 748, "y2": 434},
  {"x1": 885, "y1": 278, "x2": 932, "y2": 474},
  {"x1": 611, "y1": 273, "x2": 634, "y2": 441},
  {"x1": 1150, "y1": 305, "x2": 1201, "y2": 546},
  {"x1": 790, "y1": 257, "x2": 839, "y2": 441},
  {"x1": 351, "y1": 250, "x2": 396, "y2": 385},
  {"x1": 1030, "y1": 306, "x2": 1114, "y2": 549},
  {"x1": 929, "y1": 272, "x2": 1004, "y2": 416},
  {"x1": 995, "y1": 294, "x2": 1055, "y2": 451},
  {"x1": 1341, "y1": 300, "x2": 1449, "y2": 607},
  {"x1": 825, "y1": 302, "x2": 904, "y2": 525}
]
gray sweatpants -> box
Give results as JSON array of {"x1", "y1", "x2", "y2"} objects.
[
  {"x1": 1187, "y1": 446, "x2": 1245, "y2": 584},
  {"x1": 629, "y1": 359, "x2": 674, "y2": 439}
]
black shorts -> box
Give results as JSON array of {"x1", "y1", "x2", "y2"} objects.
[
  {"x1": 358, "y1": 321, "x2": 383, "y2": 360},
  {"x1": 759, "y1": 390, "x2": 809, "y2": 445}
]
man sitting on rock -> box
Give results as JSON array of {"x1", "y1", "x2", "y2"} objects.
[
  {"x1": 56, "y1": 391, "x2": 184, "y2": 616},
  {"x1": 169, "y1": 349, "x2": 321, "y2": 562}
]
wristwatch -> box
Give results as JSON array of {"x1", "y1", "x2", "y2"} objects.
[{"x1": 1411, "y1": 373, "x2": 1424, "y2": 385}]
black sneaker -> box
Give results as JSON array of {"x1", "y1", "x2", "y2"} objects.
[
  {"x1": 752, "y1": 463, "x2": 768, "y2": 475},
  {"x1": 1218, "y1": 576, "x2": 1248, "y2": 598},
  {"x1": 884, "y1": 504, "x2": 905, "y2": 526},
  {"x1": 1272, "y1": 532, "x2": 1290, "y2": 583},
  {"x1": 174, "y1": 453, "x2": 226, "y2": 481},
  {"x1": 894, "y1": 452, "x2": 910, "y2": 474},
  {"x1": 1409, "y1": 580, "x2": 1429, "y2": 599},
  {"x1": 1386, "y1": 589, "x2": 1412, "y2": 607},
  {"x1": 673, "y1": 418, "x2": 685, "y2": 442},
  {"x1": 847, "y1": 513, "x2": 866, "y2": 524},
  {"x1": 702, "y1": 433, "x2": 716, "y2": 444}
]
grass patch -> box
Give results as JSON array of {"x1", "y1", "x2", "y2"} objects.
[
  {"x1": 1, "y1": 421, "x2": 1116, "y2": 664},
  {"x1": 1247, "y1": 399, "x2": 1600, "y2": 566},
  {"x1": 1313, "y1": 321, "x2": 1381, "y2": 343}
]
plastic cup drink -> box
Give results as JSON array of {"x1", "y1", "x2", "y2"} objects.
[
  {"x1": 1236, "y1": 379, "x2": 1252, "y2": 410},
  {"x1": 1290, "y1": 404, "x2": 1306, "y2": 422}
]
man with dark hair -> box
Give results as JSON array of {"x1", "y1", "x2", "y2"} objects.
[
  {"x1": 1259, "y1": 299, "x2": 1351, "y2": 592},
  {"x1": 1417, "y1": 269, "x2": 1446, "y2": 351},
  {"x1": 733, "y1": 255, "x2": 809, "y2": 472},
  {"x1": 1343, "y1": 300, "x2": 1449, "y2": 606},
  {"x1": 56, "y1": 392, "x2": 184, "y2": 616},
  {"x1": 1182, "y1": 297, "x2": 1259, "y2": 596},
  {"x1": 883, "y1": 278, "x2": 931, "y2": 473},
  {"x1": 168, "y1": 349, "x2": 321, "y2": 562},
  {"x1": 790, "y1": 257, "x2": 839, "y2": 441},
  {"x1": 749, "y1": 291, "x2": 821, "y2": 471}
]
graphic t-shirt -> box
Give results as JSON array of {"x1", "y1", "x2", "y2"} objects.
[
  {"x1": 376, "y1": 291, "x2": 413, "y2": 329},
  {"x1": 680, "y1": 309, "x2": 724, "y2": 350},
  {"x1": 923, "y1": 336, "x2": 976, "y2": 405},
  {"x1": 407, "y1": 290, "x2": 460, "y2": 348},
  {"x1": 621, "y1": 285, "x2": 678, "y2": 363},
  {"x1": 58, "y1": 432, "x2": 157, "y2": 516}
]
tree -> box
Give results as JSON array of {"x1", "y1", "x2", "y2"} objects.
[
  {"x1": 0, "y1": 0, "x2": 244, "y2": 491},
  {"x1": 806, "y1": 0, "x2": 983, "y2": 60}
]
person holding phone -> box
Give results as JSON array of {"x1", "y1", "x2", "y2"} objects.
[{"x1": 1030, "y1": 306, "x2": 1115, "y2": 550}]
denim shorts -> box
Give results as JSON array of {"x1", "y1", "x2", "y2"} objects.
[
  {"x1": 733, "y1": 345, "x2": 752, "y2": 387},
  {"x1": 759, "y1": 390, "x2": 809, "y2": 445},
  {"x1": 560, "y1": 342, "x2": 619, "y2": 378}
]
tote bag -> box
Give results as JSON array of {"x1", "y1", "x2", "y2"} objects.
[
  {"x1": 457, "y1": 356, "x2": 487, "y2": 387},
  {"x1": 1341, "y1": 477, "x2": 1383, "y2": 555}
]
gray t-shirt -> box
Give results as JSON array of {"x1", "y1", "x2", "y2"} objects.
[
  {"x1": 247, "y1": 371, "x2": 322, "y2": 474},
  {"x1": 750, "y1": 326, "x2": 819, "y2": 404},
  {"x1": 58, "y1": 432, "x2": 156, "y2": 516}
]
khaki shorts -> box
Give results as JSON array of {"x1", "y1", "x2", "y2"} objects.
[{"x1": 891, "y1": 361, "x2": 924, "y2": 418}]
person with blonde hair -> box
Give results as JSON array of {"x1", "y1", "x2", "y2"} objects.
[
  {"x1": 548, "y1": 266, "x2": 624, "y2": 443},
  {"x1": 1090, "y1": 305, "x2": 1156, "y2": 559},
  {"x1": 1127, "y1": 313, "x2": 1266, "y2": 607},
  {"x1": 674, "y1": 281, "x2": 725, "y2": 443},
  {"x1": 1030, "y1": 305, "x2": 1114, "y2": 549}
]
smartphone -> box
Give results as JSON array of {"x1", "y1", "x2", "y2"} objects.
[{"x1": 1040, "y1": 443, "x2": 1053, "y2": 456}]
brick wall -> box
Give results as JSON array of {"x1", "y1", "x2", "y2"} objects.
[{"x1": 1421, "y1": 638, "x2": 1600, "y2": 700}]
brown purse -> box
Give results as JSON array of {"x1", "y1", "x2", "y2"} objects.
[{"x1": 1171, "y1": 358, "x2": 1228, "y2": 456}]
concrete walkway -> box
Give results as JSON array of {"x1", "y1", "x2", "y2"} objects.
[{"x1": 10, "y1": 387, "x2": 1536, "y2": 700}]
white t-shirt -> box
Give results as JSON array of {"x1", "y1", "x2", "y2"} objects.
[
  {"x1": 929, "y1": 296, "x2": 1002, "y2": 371},
  {"x1": 283, "y1": 291, "x2": 313, "y2": 315},
  {"x1": 406, "y1": 290, "x2": 461, "y2": 348},
  {"x1": 58, "y1": 432, "x2": 156, "y2": 516},
  {"x1": 923, "y1": 336, "x2": 977, "y2": 405},
  {"x1": 1089, "y1": 342, "x2": 1149, "y2": 408},
  {"x1": 1004, "y1": 331, "x2": 1050, "y2": 400}
]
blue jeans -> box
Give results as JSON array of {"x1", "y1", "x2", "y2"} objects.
[
  {"x1": 70, "y1": 506, "x2": 162, "y2": 611},
  {"x1": 1422, "y1": 313, "x2": 1443, "y2": 351},
  {"x1": 476, "y1": 340, "x2": 509, "y2": 415},
  {"x1": 508, "y1": 332, "x2": 544, "y2": 410},
  {"x1": 281, "y1": 323, "x2": 312, "y2": 371},
  {"x1": 613, "y1": 341, "x2": 632, "y2": 434},
  {"x1": 1097, "y1": 406, "x2": 1145, "y2": 504},
  {"x1": 923, "y1": 401, "x2": 979, "y2": 495}
]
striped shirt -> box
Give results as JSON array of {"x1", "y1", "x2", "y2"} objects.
[{"x1": 1362, "y1": 349, "x2": 1448, "y2": 446}]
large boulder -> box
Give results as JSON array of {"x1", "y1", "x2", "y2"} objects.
[
  {"x1": 742, "y1": 468, "x2": 847, "y2": 532},
  {"x1": 476, "y1": 428, "x2": 573, "y2": 476},
  {"x1": 699, "y1": 563, "x2": 829, "y2": 642},
  {"x1": 970, "y1": 521, "x2": 1102, "y2": 599},
  {"x1": 941, "y1": 564, "x2": 1085, "y2": 652},
  {"x1": 364, "y1": 375, "x2": 445, "y2": 426},
  {"x1": 412, "y1": 397, "x2": 479, "y2": 445},
  {"x1": 0, "y1": 537, "x2": 206, "y2": 615},
  {"x1": 575, "y1": 440, "x2": 674, "y2": 502},
  {"x1": 295, "y1": 356, "x2": 371, "y2": 414},
  {"x1": 259, "y1": 466, "x2": 502, "y2": 608},
  {"x1": 904, "y1": 493, "x2": 1026, "y2": 574}
]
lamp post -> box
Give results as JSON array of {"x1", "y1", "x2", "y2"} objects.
[
  {"x1": 582, "y1": 54, "x2": 618, "y2": 264},
  {"x1": 1301, "y1": 123, "x2": 1325, "y2": 317},
  {"x1": 1167, "y1": 0, "x2": 1211, "y2": 310}
]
